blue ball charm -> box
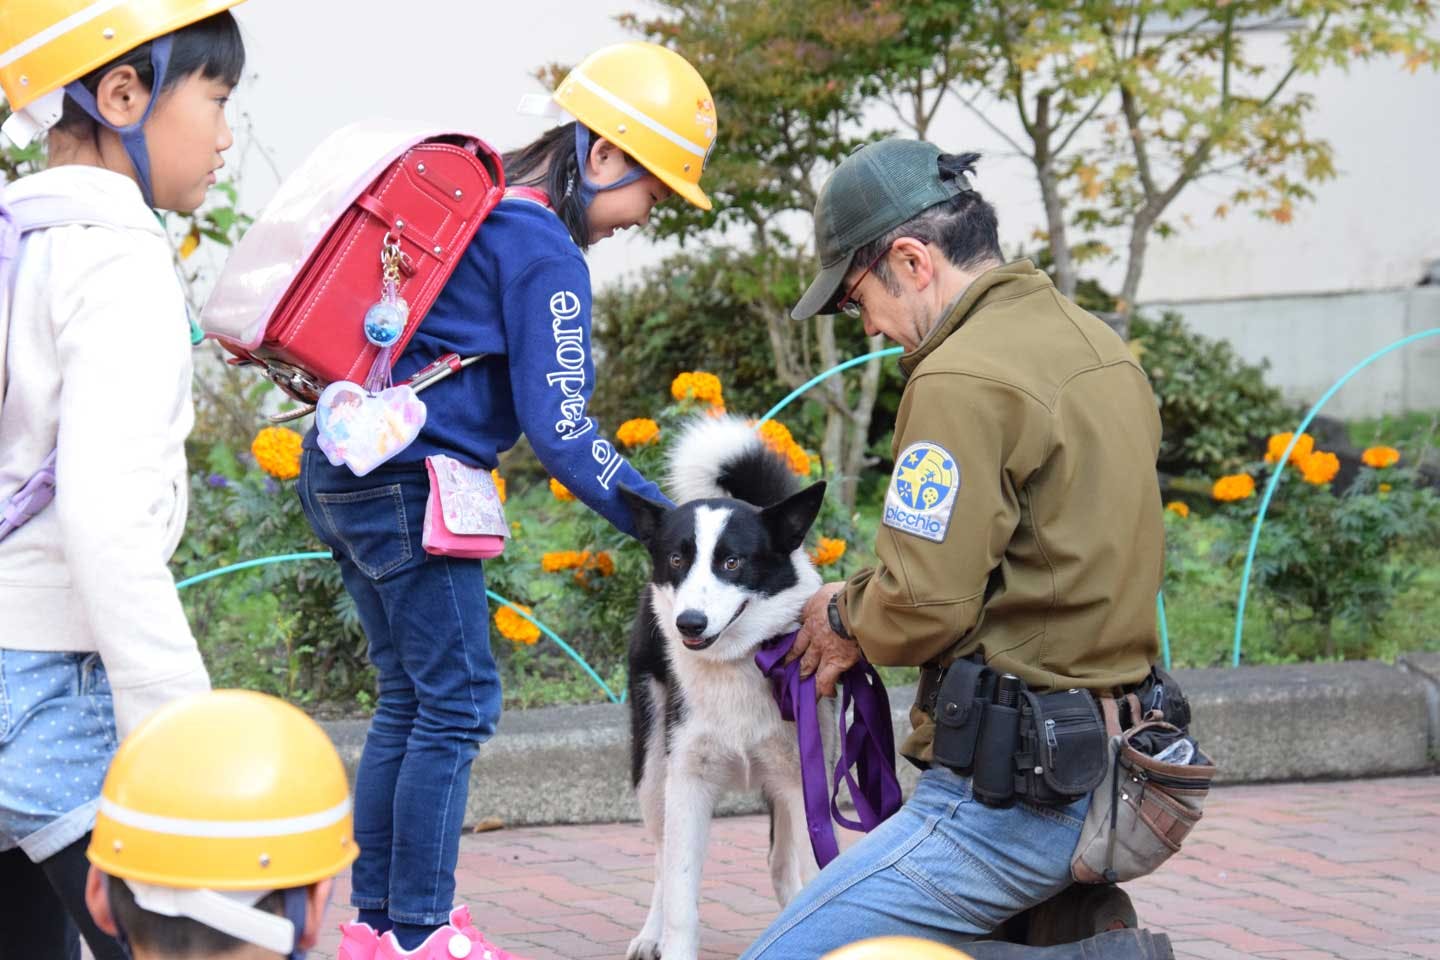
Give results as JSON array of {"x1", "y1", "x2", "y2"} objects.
[{"x1": 364, "y1": 300, "x2": 406, "y2": 347}]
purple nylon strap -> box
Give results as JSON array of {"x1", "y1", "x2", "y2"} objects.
[
  {"x1": 0, "y1": 450, "x2": 57, "y2": 542},
  {"x1": 754, "y1": 631, "x2": 904, "y2": 868}
]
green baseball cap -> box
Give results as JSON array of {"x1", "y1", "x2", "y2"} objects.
[{"x1": 792, "y1": 139, "x2": 970, "y2": 321}]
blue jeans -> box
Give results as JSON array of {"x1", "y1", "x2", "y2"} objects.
[
  {"x1": 741, "y1": 767, "x2": 1089, "y2": 959},
  {"x1": 298, "y1": 449, "x2": 502, "y2": 927}
]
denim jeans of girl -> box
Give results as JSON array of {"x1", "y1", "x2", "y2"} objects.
[
  {"x1": 741, "y1": 767, "x2": 1089, "y2": 959},
  {"x1": 298, "y1": 449, "x2": 503, "y2": 927}
]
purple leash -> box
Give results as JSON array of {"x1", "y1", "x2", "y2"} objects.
[{"x1": 754, "y1": 631, "x2": 903, "y2": 868}]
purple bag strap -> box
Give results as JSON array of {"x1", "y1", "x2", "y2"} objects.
[
  {"x1": 0, "y1": 192, "x2": 74, "y2": 544},
  {"x1": 755, "y1": 631, "x2": 904, "y2": 868}
]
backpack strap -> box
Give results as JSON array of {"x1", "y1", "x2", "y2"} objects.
[{"x1": 0, "y1": 192, "x2": 131, "y2": 545}]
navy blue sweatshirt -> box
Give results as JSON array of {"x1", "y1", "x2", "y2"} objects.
[{"x1": 336, "y1": 197, "x2": 668, "y2": 539}]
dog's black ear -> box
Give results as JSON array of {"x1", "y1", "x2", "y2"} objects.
[
  {"x1": 620, "y1": 486, "x2": 670, "y2": 545},
  {"x1": 760, "y1": 481, "x2": 827, "y2": 554}
]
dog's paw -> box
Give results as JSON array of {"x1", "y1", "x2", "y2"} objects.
[{"x1": 626, "y1": 936, "x2": 662, "y2": 960}]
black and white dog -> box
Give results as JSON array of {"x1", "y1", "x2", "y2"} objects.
[{"x1": 618, "y1": 416, "x2": 835, "y2": 960}]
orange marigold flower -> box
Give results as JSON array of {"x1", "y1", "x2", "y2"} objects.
[
  {"x1": 491, "y1": 469, "x2": 507, "y2": 504},
  {"x1": 785, "y1": 444, "x2": 811, "y2": 476},
  {"x1": 1212, "y1": 473, "x2": 1256, "y2": 502},
  {"x1": 757, "y1": 419, "x2": 795, "y2": 454},
  {"x1": 670, "y1": 371, "x2": 724, "y2": 408},
  {"x1": 589, "y1": 551, "x2": 616, "y2": 577},
  {"x1": 1264, "y1": 432, "x2": 1315, "y2": 465},
  {"x1": 1165, "y1": 501, "x2": 1190, "y2": 518},
  {"x1": 251, "y1": 426, "x2": 303, "y2": 480},
  {"x1": 1298, "y1": 450, "x2": 1340, "y2": 485},
  {"x1": 550, "y1": 478, "x2": 576, "y2": 502},
  {"x1": 1362, "y1": 445, "x2": 1401, "y2": 469},
  {"x1": 542, "y1": 550, "x2": 589, "y2": 573},
  {"x1": 493, "y1": 604, "x2": 540, "y2": 645},
  {"x1": 809, "y1": 537, "x2": 847, "y2": 567},
  {"x1": 616, "y1": 418, "x2": 661, "y2": 448}
]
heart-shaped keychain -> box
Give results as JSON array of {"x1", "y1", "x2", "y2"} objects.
[{"x1": 315, "y1": 380, "x2": 427, "y2": 476}]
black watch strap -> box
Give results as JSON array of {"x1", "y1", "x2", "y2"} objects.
[{"x1": 827, "y1": 592, "x2": 852, "y2": 640}]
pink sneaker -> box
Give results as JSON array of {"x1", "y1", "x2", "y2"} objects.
[
  {"x1": 338, "y1": 921, "x2": 382, "y2": 960},
  {"x1": 375, "y1": 907, "x2": 529, "y2": 960},
  {"x1": 447, "y1": 906, "x2": 528, "y2": 960}
]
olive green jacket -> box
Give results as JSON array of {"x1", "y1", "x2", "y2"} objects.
[{"x1": 837, "y1": 260, "x2": 1164, "y2": 763}]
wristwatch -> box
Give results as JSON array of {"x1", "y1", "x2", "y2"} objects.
[{"x1": 827, "y1": 591, "x2": 852, "y2": 640}]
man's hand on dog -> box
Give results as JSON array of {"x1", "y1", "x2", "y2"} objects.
[{"x1": 788, "y1": 581, "x2": 864, "y2": 697}]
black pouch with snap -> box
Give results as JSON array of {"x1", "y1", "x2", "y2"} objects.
[
  {"x1": 1017, "y1": 688, "x2": 1108, "y2": 805},
  {"x1": 931, "y1": 659, "x2": 996, "y2": 773}
]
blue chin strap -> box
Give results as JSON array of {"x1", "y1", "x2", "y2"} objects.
[
  {"x1": 62, "y1": 34, "x2": 173, "y2": 208},
  {"x1": 282, "y1": 886, "x2": 310, "y2": 960},
  {"x1": 572, "y1": 124, "x2": 647, "y2": 207}
]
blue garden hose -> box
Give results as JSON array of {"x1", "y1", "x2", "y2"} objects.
[{"x1": 1231, "y1": 327, "x2": 1440, "y2": 667}]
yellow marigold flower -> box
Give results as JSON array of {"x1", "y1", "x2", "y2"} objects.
[
  {"x1": 1299, "y1": 450, "x2": 1340, "y2": 485},
  {"x1": 616, "y1": 418, "x2": 661, "y2": 448},
  {"x1": 1264, "y1": 432, "x2": 1315, "y2": 465},
  {"x1": 589, "y1": 551, "x2": 615, "y2": 577},
  {"x1": 491, "y1": 470, "x2": 507, "y2": 504},
  {"x1": 251, "y1": 426, "x2": 303, "y2": 480},
  {"x1": 1362, "y1": 445, "x2": 1401, "y2": 469},
  {"x1": 809, "y1": 537, "x2": 847, "y2": 567},
  {"x1": 494, "y1": 604, "x2": 540, "y2": 645},
  {"x1": 670, "y1": 371, "x2": 724, "y2": 408},
  {"x1": 1379, "y1": 483, "x2": 1393, "y2": 494},
  {"x1": 550, "y1": 478, "x2": 576, "y2": 502},
  {"x1": 1165, "y1": 501, "x2": 1190, "y2": 518},
  {"x1": 1212, "y1": 473, "x2": 1256, "y2": 502},
  {"x1": 785, "y1": 444, "x2": 811, "y2": 476}
]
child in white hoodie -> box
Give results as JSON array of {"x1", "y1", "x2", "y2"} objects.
[{"x1": 0, "y1": 4, "x2": 249, "y2": 958}]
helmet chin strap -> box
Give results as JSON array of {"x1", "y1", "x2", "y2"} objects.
[
  {"x1": 572, "y1": 124, "x2": 646, "y2": 208},
  {"x1": 62, "y1": 33, "x2": 173, "y2": 208}
]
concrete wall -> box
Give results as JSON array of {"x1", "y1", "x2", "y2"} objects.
[{"x1": 1148, "y1": 287, "x2": 1440, "y2": 419}]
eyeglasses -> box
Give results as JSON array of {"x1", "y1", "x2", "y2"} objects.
[{"x1": 836, "y1": 248, "x2": 889, "y2": 319}]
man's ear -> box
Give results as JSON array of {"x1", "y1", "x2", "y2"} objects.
[
  {"x1": 620, "y1": 486, "x2": 670, "y2": 545},
  {"x1": 760, "y1": 481, "x2": 827, "y2": 554},
  {"x1": 891, "y1": 236, "x2": 936, "y2": 294}
]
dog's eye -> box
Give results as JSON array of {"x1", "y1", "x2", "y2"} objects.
[
  {"x1": 669, "y1": 552, "x2": 683, "y2": 568},
  {"x1": 723, "y1": 556, "x2": 742, "y2": 571}
]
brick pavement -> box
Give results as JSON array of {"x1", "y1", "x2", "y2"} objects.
[{"x1": 310, "y1": 775, "x2": 1440, "y2": 959}]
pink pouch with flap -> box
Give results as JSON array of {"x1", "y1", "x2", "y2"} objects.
[{"x1": 422, "y1": 455, "x2": 507, "y2": 559}]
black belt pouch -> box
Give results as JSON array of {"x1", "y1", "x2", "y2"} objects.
[
  {"x1": 931, "y1": 659, "x2": 995, "y2": 772},
  {"x1": 1018, "y1": 688, "x2": 1108, "y2": 805}
]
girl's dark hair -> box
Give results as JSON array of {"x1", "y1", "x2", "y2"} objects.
[
  {"x1": 851, "y1": 151, "x2": 1003, "y2": 290},
  {"x1": 503, "y1": 121, "x2": 591, "y2": 250},
  {"x1": 54, "y1": 10, "x2": 246, "y2": 138}
]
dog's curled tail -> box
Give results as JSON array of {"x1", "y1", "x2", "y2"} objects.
[{"x1": 665, "y1": 415, "x2": 801, "y2": 507}]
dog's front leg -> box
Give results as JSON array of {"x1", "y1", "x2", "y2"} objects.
[{"x1": 659, "y1": 764, "x2": 717, "y2": 960}]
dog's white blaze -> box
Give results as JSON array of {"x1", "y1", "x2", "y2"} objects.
[{"x1": 672, "y1": 506, "x2": 751, "y2": 638}]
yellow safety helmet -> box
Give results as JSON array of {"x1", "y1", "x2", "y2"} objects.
[
  {"x1": 822, "y1": 937, "x2": 975, "y2": 960},
  {"x1": 90, "y1": 689, "x2": 355, "y2": 892},
  {"x1": 0, "y1": 0, "x2": 247, "y2": 147},
  {"x1": 553, "y1": 41, "x2": 717, "y2": 211}
]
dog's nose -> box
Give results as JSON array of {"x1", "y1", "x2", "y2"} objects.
[{"x1": 675, "y1": 610, "x2": 708, "y2": 638}]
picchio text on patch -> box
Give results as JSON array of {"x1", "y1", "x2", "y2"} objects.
[{"x1": 883, "y1": 441, "x2": 960, "y2": 543}]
